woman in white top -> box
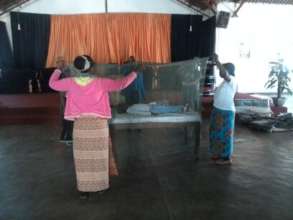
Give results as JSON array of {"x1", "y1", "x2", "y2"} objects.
[{"x1": 209, "y1": 55, "x2": 238, "y2": 165}]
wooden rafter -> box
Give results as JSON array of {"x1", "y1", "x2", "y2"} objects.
[
  {"x1": 175, "y1": 0, "x2": 216, "y2": 17},
  {"x1": 231, "y1": 0, "x2": 246, "y2": 17},
  {"x1": 0, "y1": 0, "x2": 30, "y2": 16}
]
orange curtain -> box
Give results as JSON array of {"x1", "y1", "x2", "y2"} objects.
[{"x1": 46, "y1": 13, "x2": 171, "y2": 67}]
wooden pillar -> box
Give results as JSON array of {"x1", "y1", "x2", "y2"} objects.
[{"x1": 105, "y1": 0, "x2": 108, "y2": 13}]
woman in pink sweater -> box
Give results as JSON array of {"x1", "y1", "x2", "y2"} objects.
[{"x1": 49, "y1": 55, "x2": 137, "y2": 199}]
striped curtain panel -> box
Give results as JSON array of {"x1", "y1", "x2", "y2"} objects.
[
  {"x1": 0, "y1": 21, "x2": 14, "y2": 68},
  {"x1": 10, "y1": 12, "x2": 51, "y2": 70},
  {"x1": 171, "y1": 15, "x2": 216, "y2": 62},
  {"x1": 46, "y1": 13, "x2": 171, "y2": 67}
]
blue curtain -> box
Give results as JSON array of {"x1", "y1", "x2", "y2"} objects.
[
  {"x1": 10, "y1": 12, "x2": 50, "y2": 70},
  {"x1": 171, "y1": 15, "x2": 216, "y2": 61},
  {"x1": 0, "y1": 21, "x2": 14, "y2": 68}
]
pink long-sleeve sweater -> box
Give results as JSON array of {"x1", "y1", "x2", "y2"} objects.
[{"x1": 49, "y1": 69, "x2": 137, "y2": 120}]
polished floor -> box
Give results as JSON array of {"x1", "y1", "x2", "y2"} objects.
[
  {"x1": 0, "y1": 120, "x2": 293, "y2": 220},
  {"x1": 285, "y1": 95, "x2": 293, "y2": 113}
]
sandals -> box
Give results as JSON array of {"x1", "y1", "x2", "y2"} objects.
[
  {"x1": 79, "y1": 192, "x2": 90, "y2": 200},
  {"x1": 79, "y1": 188, "x2": 110, "y2": 200},
  {"x1": 209, "y1": 156, "x2": 232, "y2": 165},
  {"x1": 208, "y1": 155, "x2": 220, "y2": 164},
  {"x1": 215, "y1": 159, "x2": 232, "y2": 165}
]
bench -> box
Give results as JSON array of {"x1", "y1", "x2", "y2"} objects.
[
  {"x1": 109, "y1": 112, "x2": 201, "y2": 160},
  {"x1": 105, "y1": 58, "x2": 206, "y2": 160}
]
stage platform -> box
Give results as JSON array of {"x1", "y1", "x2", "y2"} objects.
[{"x1": 0, "y1": 93, "x2": 59, "y2": 125}]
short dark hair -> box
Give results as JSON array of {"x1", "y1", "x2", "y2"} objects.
[
  {"x1": 223, "y1": 63, "x2": 235, "y2": 76},
  {"x1": 73, "y1": 55, "x2": 94, "y2": 73}
]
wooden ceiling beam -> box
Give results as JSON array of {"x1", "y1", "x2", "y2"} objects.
[
  {"x1": 175, "y1": 0, "x2": 216, "y2": 17},
  {"x1": 231, "y1": 0, "x2": 246, "y2": 17},
  {"x1": 0, "y1": 0, "x2": 30, "y2": 16}
]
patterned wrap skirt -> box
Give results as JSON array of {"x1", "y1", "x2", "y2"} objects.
[
  {"x1": 209, "y1": 107, "x2": 235, "y2": 160},
  {"x1": 73, "y1": 117, "x2": 118, "y2": 192}
]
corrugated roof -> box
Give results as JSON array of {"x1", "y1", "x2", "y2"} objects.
[
  {"x1": 0, "y1": 0, "x2": 29, "y2": 16},
  {"x1": 243, "y1": 0, "x2": 293, "y2": 4},
  {"x1": 182, "y1": 0, "x2": 293, "y2": 8},
  {"x1": 1, "y1": 0, "x2": 293, "y2": 16}
]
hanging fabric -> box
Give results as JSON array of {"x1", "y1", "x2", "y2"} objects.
[
  {"x1": 10, "y1": 12, "x2": 51, "y2": 70},
  {"x1": 46, "y1": 13, "x2": 171, "y2": 67},
  {"x1": 171, "y1": 14, "x2": 216, "y2": 62},
  {"x1": 0, "y1": 21, "x2": 14, "y2": 68}
]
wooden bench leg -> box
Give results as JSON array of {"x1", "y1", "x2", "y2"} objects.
[
  {"x1": 184, "y1": 126, "x2": 188, "y2": 144},
  {"x1": 193, "y1": 123, "x2": 201, "y2": 161}
]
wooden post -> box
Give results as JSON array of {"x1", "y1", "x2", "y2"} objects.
[
  {"x1": 193, "y1": 122, "x2": 201, "y2": 160},
  {"x1": 105, "y1": 0, "x2": 108, "y2": 13}
]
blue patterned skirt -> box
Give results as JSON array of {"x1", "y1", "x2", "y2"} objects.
[{"x1": 209, "y1": 107, "x2": 235, "y2": 160}]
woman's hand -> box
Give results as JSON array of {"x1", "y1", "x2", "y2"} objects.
[
  {"x1": 212, "y1": 54, "x2": 231, "y2": 81},
  {"x1": 56, "y1": 57, "x2": 67, "y2": 71},
  {"x1": 212, "y1": 53, "x2": 218, "y2": 61},
  {"x1": 133, "y1": 63, "x2": 145, "y2": 73},
  {"x1": 211, "y1": 53, "x2": 219, "y2": 64}
]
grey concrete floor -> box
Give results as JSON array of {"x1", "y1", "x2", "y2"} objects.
[
  {"x1": 285, "y1": 95, "x2": 293, "y2": 113},
  {"x1": 0, "y1": 120, "x2": 293, "y2": 220}
]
